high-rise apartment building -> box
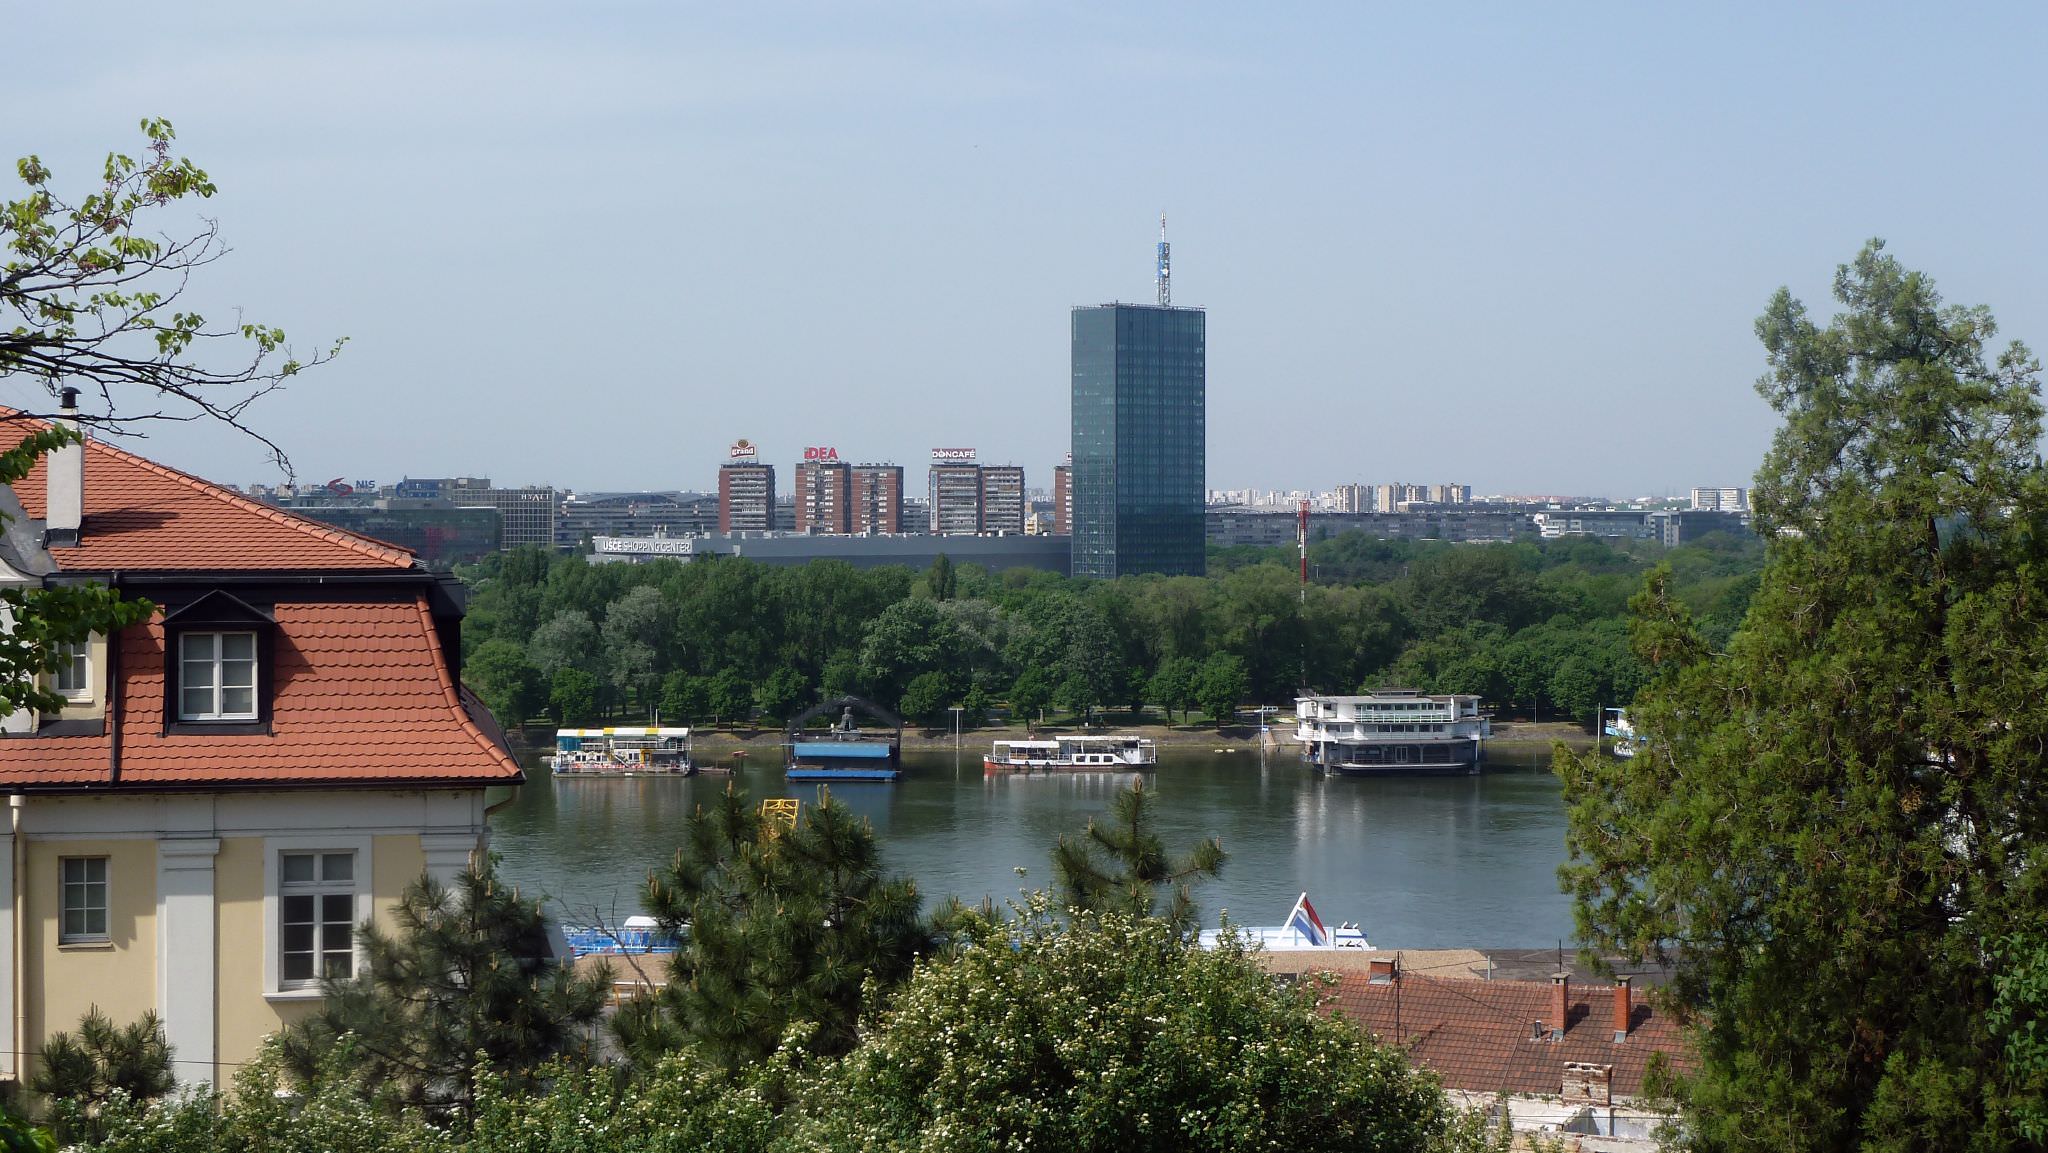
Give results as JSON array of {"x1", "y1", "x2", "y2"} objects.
[
  {"x1": 718, "y1": 460, "x2": 777, "y2": 531},
  {"x1": 928, "y1": 455, "x2": 984, "y2": 535},
  {"x1": 980, "y1": 465, "x2": 1026, "y2": 534},
  {"x1": 1070, "y1": 303, "x2": 1206, "y2": 578},
  {"x1": 794, "y1": 458, "x2": 852, "y2": 533},
  {"x1": 1427, "y1": 484, "x2": 1471, "y2": 505},
  {"x1": 851, "y1": 463, "x2": 904, "y2": 533},
  {"x1": 1052, "y1": 462, "x2": 1072, "y2": 535},
  {"x1": 1335, "y1": 483, "x2": 1372, "y2": 513}
]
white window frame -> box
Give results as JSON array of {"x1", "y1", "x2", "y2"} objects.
[
  {"x1": 59, "y1": 855, "x2": 110, "y2": 944},
  {"x1": 261, "y1": 835, "x2": 372, "y2": 1000},
  {"x1": 178, "y1": 631, "x2": 258, "y2": 721},
  {"x1": 53, "y1": 641, "x2": 92, "y2": 701}
]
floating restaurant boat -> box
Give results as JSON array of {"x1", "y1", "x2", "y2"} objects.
[
  {"x1": 1293, "y1": 690, "x2": 1489, "y2": 776},
  {"x1": 785, "y1": 695, "x2": 903, "y2": 782},
  {"x1": 550, "y1": 727, "x2": 694, "y2": 775},
  {"x1": 983, "y1": 734, "x2": 1158, "y2": 774},
  {"x1": 562, "y1": 914, "x2": 678, "y2": 957}
]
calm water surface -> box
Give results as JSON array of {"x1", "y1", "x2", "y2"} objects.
[{"x1": 491, "y1": 747, "x2": 1575, "y2": 949}]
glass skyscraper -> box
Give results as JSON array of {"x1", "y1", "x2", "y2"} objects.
[{"x1": 1070, "y1": 303, "x2": 1206, "y2": 579}]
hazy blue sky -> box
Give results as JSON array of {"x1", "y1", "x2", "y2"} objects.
[{"x1": 9, "y1": 2, "x2": 2045, "y2": 497}]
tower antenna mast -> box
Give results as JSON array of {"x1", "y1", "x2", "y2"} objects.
[{"x1": 1156, "y1": 213, "x2": 1171, "y2": 306}]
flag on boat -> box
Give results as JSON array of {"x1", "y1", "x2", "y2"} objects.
[{"x1": 1286, "y1": 892, "x2": 1329, "y2": 946}]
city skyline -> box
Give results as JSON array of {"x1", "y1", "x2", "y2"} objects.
[{"x1": 9, "y1": 4, "x2": 2045, "y2": 497}]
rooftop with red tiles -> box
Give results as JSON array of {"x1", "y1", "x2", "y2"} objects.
[
  {"x1": 0, "y1": 597, "x2": 521, "y2": 789},
  {"x1": 1, "y1": 414, "x2": 415, "y2": 571},
  {"x1": 1327, "y1": 966, "x2": 1694, "y2": 1099}
]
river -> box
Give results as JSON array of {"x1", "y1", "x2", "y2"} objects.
[{"x1": 489, "y1": 746, "x2": 1576, "y2": 950}]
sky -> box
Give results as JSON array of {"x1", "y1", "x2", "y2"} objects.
[{"x1": 8, "y1": 2, "x2": 2046, "y2": 498}]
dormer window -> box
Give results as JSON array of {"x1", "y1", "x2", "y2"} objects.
[
  {"x1": 179, "y1": 632, "x2": 258, "y2": 720},
  {"x1": 162, "y1": 591, "x2": 275, "y2": 731},
  {"x1": 53, "y1": 642, "x2": 91, "y2": 700}
]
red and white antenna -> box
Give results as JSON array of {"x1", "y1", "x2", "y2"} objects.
[{"x1": 1298, "y1": 499, "x2": 1310, "y2": 603}]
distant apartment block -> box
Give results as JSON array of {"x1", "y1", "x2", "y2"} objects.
[
  {"x1": 1690, "y1": 486, "x2": 1749, "y2": 512},
  {"x1": 1335, "y1": 483, "x2": 1372, "y2": 513},
  {"x1": 795, "y1": 459, "x2": 853, "y2": 533},
  {"x1": 556, "y1": 491, "x2": 717, "y2": 548},
  {"x1": 980, "y1": 465, "x2": 1026, "y2": 534},
  {"x1": 1208, "y1": 507, "x2": 1536, "y2": 548},
  {"x1": 718, "y1": 461, "x2": 777, "y2": 531},
  {"x1": 1052, "y1": 462, "x2": 1072, "y2": 535},
  {"x1": 929, "y1": 459, "x2": 984, "y2": 535},
  {"x1": 852, "y1": 464, "x2": 904, "y2": 533}
]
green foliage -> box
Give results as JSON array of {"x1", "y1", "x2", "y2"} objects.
[
  {"x1": 752, "y1": 666, "x2": 810, "y2": 723},
  {"x1": 620, "y1": 783, "x2": 934, "y2": 1073},
  {"x1": 706, "y1": 668, "x2": 752, "y2": 725},
  {"x1": 1052, "y1": 781, "x2": 1225, "y2": 934},
  {"x1": 1147, "y1": 655, "x2": 1198, "y2": 723},
  {"x1": 1557, "y1": 241, "x2": 2048, "y2": 1151},
  {"x1": 1007, "y1": 666, "x2": 1052, "y2": 725},
  {"x1": 280, "y1": 858, "x2": 608, "y2": 1116},
  {"x1": 546, "y1": 666, "x2": 598, "y2": 725},
  {"x1": 463, "y1": 639, "x2": 544, "y2": 729},
  {"x1": 1193, "y1": 651, "x2": 1250, "y2": 724},
  {"x1": 924, "y1": 553, "x2": 956, "y2": 601},
  {"x1": 784, "y1": 901, "x2": 1469, "y2": 1153},
  {"x1": 0, "y1": 1104, "x2": 54, "y2": 1153},
  {"x1": 897, "y1": 669, "x2": 953, "y2": 726},
  {"x1": 29, "y1": 1008, "x2": 172, "y2": 1144}
]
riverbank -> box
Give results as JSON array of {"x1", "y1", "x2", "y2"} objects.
[{"x1": 511, "y1": 718, "x2": 1595, "y2": 757}]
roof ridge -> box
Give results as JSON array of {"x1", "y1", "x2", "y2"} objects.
[
  {"x1": 81, "y1": 436, "x2": 417, "y2": 568},
  {"x1": 414, "y1": 595, "x2": 521, "y2": 778},
  {"x1": 0, "y1": 408, "x2": 416, "y2": 568}
]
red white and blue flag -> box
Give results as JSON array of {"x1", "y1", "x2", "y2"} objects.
[{"x1": 1286, "y1": 892, "x2": 1329, "y2": 946}]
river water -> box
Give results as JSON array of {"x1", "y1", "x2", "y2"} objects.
[{"x1": 490, "y1": 746, "x2": 1576, "y2": 950}]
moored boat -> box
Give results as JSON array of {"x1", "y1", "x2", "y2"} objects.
[
  {"x1": 983, "y1": 734, "x2": 1157, "y2": 774},
  {"x1": 551, "y1": 727, "x2": 694, "y2": 775},
  {"x1": 1294, "y1": 690, "x2": 1489, "y2": 776},
  {"x1": 785, "y1": 695, "x2": 903, "y2": 782}
]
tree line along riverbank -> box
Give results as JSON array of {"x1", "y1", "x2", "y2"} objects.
[{"x1": 455, "y1": 531, "x2": 1764, "y2": 739}]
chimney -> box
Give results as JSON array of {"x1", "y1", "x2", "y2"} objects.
[
  {"x1": 1612, "y1": 976, "x2": 1632, "y2": 1043},
  {"x1": 1367, "y1": 958, "x2": 1397, "y2": 985},
  {"x1": 45, "y1": 387, "x2": 82, "y2": 547},
  {"x1": 1550, "y1": 972, "x2": 1570, "y2": 1041}
]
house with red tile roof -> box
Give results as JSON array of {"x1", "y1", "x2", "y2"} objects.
[
  {"x1": 1325, "y1": 958, "x2": 1693, "y2": 1146},
  {"x1": 0, "y1": 402, "x2": 521, "y2": 1090}
]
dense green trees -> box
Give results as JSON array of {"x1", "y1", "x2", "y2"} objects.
[
  {"x1": 615, "y1": 784, "x2": 934, "y2": 1072},
  {"x1": 280, "y1": 859, "x2": 609, "y2": 1115},
  {"x1": 459, "y1": 529, "x2": 1756, "y2": 730},
  {"x1": 1558, "y1": 242, "x2": 2048, "y2": 1151}
]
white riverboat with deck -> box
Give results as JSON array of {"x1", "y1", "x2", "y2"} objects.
[
  {"x1": 551, "y1": 727, "x2": 694, "y2": 775},
  {"x1": 1294, "y1": 690, "x2": 1489, "y2": 776},
  {"x1": 984, "y1": 734, "x2": 1157, "y2": 774}
]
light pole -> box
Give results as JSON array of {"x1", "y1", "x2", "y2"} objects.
[{"x1": 950, "y1": 706, "x2": 963, "y2": 749}]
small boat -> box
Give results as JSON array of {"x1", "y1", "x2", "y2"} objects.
[
  {"x1": 551, "y1": 727, "x2": 694, "y2": 775},
  {"x1": 1197, "y1": 893, "x2": 1370, "y2": 951},
  {"x1": 562, "y1": 915, "x2": 679, "y2": 957},
  {"x1": 984, "y1": 734, "x2": 1157, "y2": 774},
  {"x1": 1604, "y1": 708, "x2": 1641, "y2": 759}
]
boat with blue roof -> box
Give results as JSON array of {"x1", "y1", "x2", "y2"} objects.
[{"x1": 785, "y1": 695, "x2": 903, "y2": 782}]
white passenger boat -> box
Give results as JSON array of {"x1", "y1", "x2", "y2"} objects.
[
  {"x1": 551, "y1": 727, "x2": 694, "y2": 775},
  {"x1": 1603, "y1": 708, "x2": 1640, "y2": 759},
  {"x1": 984, "y1": 734, "x2": 1157, "y2": 774},
  {"x1": 1294, "y1": 690, "x2": 1489, "y2": 776}
]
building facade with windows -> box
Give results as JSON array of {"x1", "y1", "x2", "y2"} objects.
[
  {"x1": 850, "y1": 464, "x2": 903, "y2": 534},
  {"x1": 979, "y1": 465, "x2": 1026, "y2": 534},
  {"x1": 717, "y1": 461, "x2": 777, "y2": 532},
  {"x1": 1051, "y1": 462, "x2": 1071, "y2": 535},
  {"x1": 0, "y1": 411, "x2": 520, "y2": 1091},
  {"x1": 928, "y1": 462, "x2": 984, "y2": 535},
  {"x1": 794, "y1": 460, "x2": 852, "y2": 534},
  {"x1": 1070, "y1": 303, "x2": 1206, "y2": 578}
]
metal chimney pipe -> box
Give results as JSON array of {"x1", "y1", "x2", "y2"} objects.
[{"x1": 45, "y1": 388, "x2": 83, "y2": 546}]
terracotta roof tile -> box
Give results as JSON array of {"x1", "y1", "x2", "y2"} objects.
[
  {"x1": 1326, "y1": 970, "x2": 1695, "y2": 1099},
  {"x1": 0, "y1": 598, "x2": 520, "y2": 788},
  {"x1": 0, "y1": 414, "x2": 415, "y2": 571}
]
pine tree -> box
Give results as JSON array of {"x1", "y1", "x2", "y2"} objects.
[
  {"x1": 617, "y1": 783, "x2": 935, "y2": 1073},
  {"x1": 29, "y1": 1008, "x2": 173, "y2": 1145},
  {"x1": 1557, "y1": 241, "x2": 2048, "y2": 1151},
  {"x1": 1052, "y1": 780, "x2": 1226, "y2": 934},
  {"x1": 280, "y1": 857, "x2": 609, "y2": 1115}
]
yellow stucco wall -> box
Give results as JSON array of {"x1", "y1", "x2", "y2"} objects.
[
  {"x1": 25, "y1": 837, "x2": 157, "y2": 1062},
  {"x1": 213, "y1": 833, "x2": 432, "y2": 1073}
]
